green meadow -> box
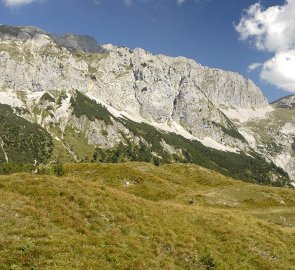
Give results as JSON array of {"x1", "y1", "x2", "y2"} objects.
[{"x1": 0, "y1": 162, "x2": 294, "y2": 269}]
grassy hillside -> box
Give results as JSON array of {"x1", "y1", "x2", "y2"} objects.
[{"x1": 0, "y1": 163, "x2": 294, "y2": 270}]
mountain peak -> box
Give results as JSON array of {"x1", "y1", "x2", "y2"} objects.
[
  {"x1": 272, "y1": 95, "x2": 295, "y2": 108},
  {"x1": 0, "y1": 24, "x2": 47, "y2": 38},
  {"x1": 0, "y1": 24, "x2": 108, "y2": 54}
]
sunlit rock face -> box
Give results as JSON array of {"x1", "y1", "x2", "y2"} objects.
[
  {"x1": 1, "y1": 24, "x2": 294, "y2": 184},
  {"x1": 0, "y1": 25, "x2": 267, "y2": 147}
]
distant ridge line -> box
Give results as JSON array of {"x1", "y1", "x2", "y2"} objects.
[{"x1": 270, "y1": 94, "x2": 294, "y2": 104}]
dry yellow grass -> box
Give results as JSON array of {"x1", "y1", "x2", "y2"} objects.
[{"x1": 0, "y1": 162, "x2": 294, "y2": 269}]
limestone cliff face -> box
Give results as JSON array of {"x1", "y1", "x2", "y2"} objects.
[
  {"x1": 95, "y1": 47, "x2": 268, "y2": 114},
  {"x1": 0, "y1": 25, "x2": 268, "y2": 148},
  {"x1": 0, "y1": 25, "x2": 267, "y2": 109}
]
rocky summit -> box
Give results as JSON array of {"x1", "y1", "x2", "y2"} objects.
[{"x1": 0, "y1": 24, "x2": 294, "y2": 186}]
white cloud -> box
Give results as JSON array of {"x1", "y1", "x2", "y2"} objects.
[
  {"x1": 248, "y1": 62, "x2": 262, "y2": 72},
  {"x1": 95, "y1": 0, "x2": 203, "y2": 7},
  {"x1": 2, "y1": 0, "x2": 39, "y2": 7},
  {"x1": 177, "y1": 0, "x2": 186, "y2": 5},
  {"x1": 261, "y1": 50, "x2": 295, "y2": 92},
  {"x1": 235, "y1": 0, "x2": 295, "y2": 92},
  {"x1": 120, "y1": 0, "x2": 189, "y2": 6},
  {"x1": 119, "y1": 0, "x2": 149, "y2": 7},
  {"x1": 235, "y1": 1, "x2": 295, "y2": 53}
]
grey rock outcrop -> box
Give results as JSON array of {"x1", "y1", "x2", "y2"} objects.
[
  {"x1": 0, "y1": 25, "x2": 47, "y2": 39},
  {"x1": 50, "y1": 33, "x2": 108, "y2": 54},
  {"x1": 272, "y1": 95, "x2": 295, "y2": 108}
]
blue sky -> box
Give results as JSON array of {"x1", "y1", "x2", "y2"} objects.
[{"x1": 0, "y1": 0, "x2": 293, "y2": 102}]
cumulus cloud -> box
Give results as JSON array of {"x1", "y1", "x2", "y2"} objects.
[
  {"x1": 235, "y1": 0, "x2": 295, "y2": 92},
  {"x1": 261, "y1": 50, "x2": 295, "y2": 91},
  {"x1": 2, "y1": 0, "x2": 40, "y2": 7}
]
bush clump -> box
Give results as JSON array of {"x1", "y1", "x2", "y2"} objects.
[{"x1": 52, "y1": 162, "x2": 65, "y2": 176}]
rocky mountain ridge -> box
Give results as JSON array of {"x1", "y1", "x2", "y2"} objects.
[
  {"x1": 0, "y1": 25, "x2": 293, "y2": 186},
  {"x1": 272, "y1": 95, "x2": 295, "y2": 109}
]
